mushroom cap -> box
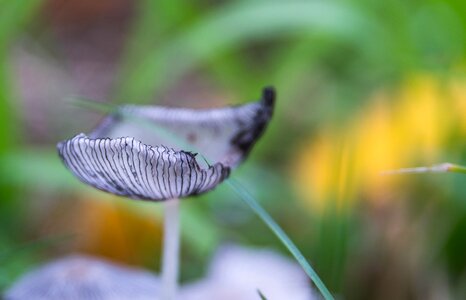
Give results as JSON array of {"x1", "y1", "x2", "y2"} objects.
[
  {"x1": 57, "y1": 87, "x2": 275, "y2": 201},
  {"x1": 179, "y1": 244, "x2": 316, "y2": 300},
  {"x1": 5, "y1": 255, "x2": 160, "y2": 300},
  {"x1": 90, "y1": 87, "x2": 275, "y2": 167},
  {"x1": 57, "y1": 134, "x2": 229, "y2": 201}
]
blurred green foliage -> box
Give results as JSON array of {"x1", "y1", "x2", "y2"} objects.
[{"x1": 0, "y1": 0, "x2": 43, "y2": 292}]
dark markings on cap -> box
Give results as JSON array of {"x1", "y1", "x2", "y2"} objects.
[{"x1": 57, "y1": 134, "x2": 230, "y2": 201}]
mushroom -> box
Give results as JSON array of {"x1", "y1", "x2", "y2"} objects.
[
  {"x1": 180, "y1": 244, "x2": 317, "y2": 300},
  {"x1": 5, "y1": 255, "x2": 160, "y2": 300},
  {"x1": 56, "y1": 87, "x2": 275, "y2": 299}
]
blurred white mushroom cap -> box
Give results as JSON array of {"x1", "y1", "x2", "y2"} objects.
[
  {"x1": 179, "y1": 245, "x2": 317, "y2": 300},
  {"x1": 5, "y1": 255, "x2": 160, "y2": 300}
]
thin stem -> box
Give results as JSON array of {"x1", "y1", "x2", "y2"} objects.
[{"x1": 161, "y1": 198, "x2": 180, "y2": 300}]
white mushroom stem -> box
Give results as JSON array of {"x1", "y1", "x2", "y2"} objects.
[{"x1": 161, "y1": 198, "x2": 180, "y2": 300}]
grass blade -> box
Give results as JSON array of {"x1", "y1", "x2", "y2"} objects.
[
  {"x1": 382, "y1": 163, "x2": 466, "y2": 175},
  {"x1": 257, "y1": 289, "x2": 268, "y2": 300},
  {"x1": 227, "y1": 179, "x2": 334, "y2": 300},
  {"x1": 67, "y1": 97, "x2": 116, "y2": 114}
]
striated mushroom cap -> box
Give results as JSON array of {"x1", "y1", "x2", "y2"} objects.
[
  {"x1": 57, "y1": 87, "x2": 275, "y2": 201},
  {"x1": 57, "y1": 135, "x2": 229, "y2": 201}
]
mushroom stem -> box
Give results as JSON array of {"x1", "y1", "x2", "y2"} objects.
[{"x1": 161, "y1": 198, "x2": 180, "y2": 300}]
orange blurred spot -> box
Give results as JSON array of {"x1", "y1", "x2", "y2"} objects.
[{"x1": 40, "y1": 196, "x2": 162, "y2": 267}]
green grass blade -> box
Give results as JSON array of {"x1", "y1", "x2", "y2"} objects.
[
  {"x1": 67, "y1": 97, "x2": 116, "y2": 114},
  {"x1": 257, "y1": 289, "x2": 268, "y2": 300},
  {"x1": 227, "y1": 179, "x2": 334, "y2": 300},
  {"x1": 382, "y1": 163, "x2": 466, "y2": 175},
  {"x1": 447, "y1": 164, "x2": 466, "y2": 174}
]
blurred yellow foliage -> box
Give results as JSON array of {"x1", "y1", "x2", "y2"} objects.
[{"x1": 293, "y1": 74, "x2": 466, "y2": 212}]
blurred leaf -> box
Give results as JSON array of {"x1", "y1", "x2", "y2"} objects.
[
  {"x1": 117, "y1": 0, "x2": 198, "y2": 93},
  {"x1": 0, "y1": 234, "x2": 73, "y2": 264},
  {"x1": 0, "y1": 233, "x2": 72, "y2": 291},
  {"x1": 409, "y1": 2, "x2": 465, "y2": 68},
  {"x1": 0, "y1": 149, "x2": 80, "y2": 189},
  {"x1": 0, "y1": 0, "x2": 41, "y2": 152},
  {"x1": 0, "y1": 0, "x2": 42, "y2": 232},
  {"x1": 442, "y1": 211, "x2": 466, "y2": 280},
  {"x1": 0, "y1": 56, "x2": 15, "y2": 154},
  {"x1": 0, "y1": 0, "x2": 42, "y2": 45},
  {"x1": 116, "y1": 0, "x2": 378, "y2": 102},
  {"x1": 312, "y1": 207, "x2": 352, "y2": 291}
]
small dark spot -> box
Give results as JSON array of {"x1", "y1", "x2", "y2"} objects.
[{"x1": 187, "y1": 132, "x2": 197, "y2": 143}]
